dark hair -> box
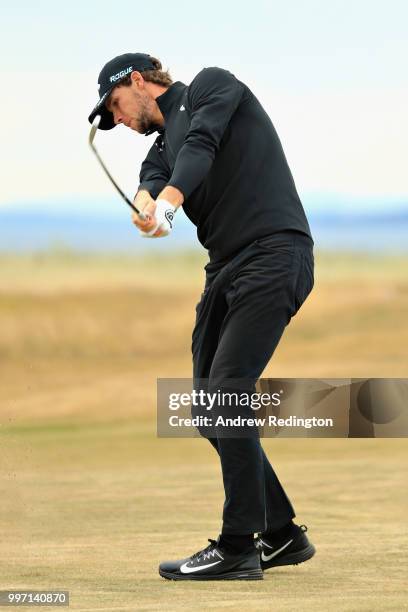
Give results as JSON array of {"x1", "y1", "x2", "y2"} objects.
[{"x1": 116, "y1": 56, "x2": 173, "y2": 88}]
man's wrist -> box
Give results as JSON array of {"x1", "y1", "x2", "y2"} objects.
[{"x1": 157, "y1": 185, "x2": 184, "y2": 208}]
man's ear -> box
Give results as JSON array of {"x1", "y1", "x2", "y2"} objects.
[{"x1": 131, "y1": 71, "x2": 144, "y2": 89}]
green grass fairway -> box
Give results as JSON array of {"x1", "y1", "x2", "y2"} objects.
[{"x1": 1, "y1": 251, "x2": 407, "y2": 610}]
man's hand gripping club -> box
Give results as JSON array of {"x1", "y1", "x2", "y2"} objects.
[{"x1": 132, "y1": 187, "x2": 184, "y2": 238}]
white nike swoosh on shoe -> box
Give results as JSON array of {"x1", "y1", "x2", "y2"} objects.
[
  {"x1": 261, "y1": 538, "x2": 293, "y2": 562},
  {"x1": 180, "y1": 560, "x2": 222, "y2": 574}
]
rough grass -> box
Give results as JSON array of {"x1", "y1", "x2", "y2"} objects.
[{"x1": 0, "y1": 250, "x2": 407, "y2": 610}]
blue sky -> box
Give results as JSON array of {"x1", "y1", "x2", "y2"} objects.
[{"x1": 1, "y1": 0, "x2": 407, "y2": 211}]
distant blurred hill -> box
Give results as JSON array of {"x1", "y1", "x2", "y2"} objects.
[{"x1": 1, "y1": 197, "x2": 407, "y2": 253}]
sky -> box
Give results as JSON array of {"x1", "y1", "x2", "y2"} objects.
[{"x1": 0, "y1": 0, "x2": 407, "y2": 212}]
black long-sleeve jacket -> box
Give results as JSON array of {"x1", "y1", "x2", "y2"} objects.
[{"x1": 138, "y1": 67, "x2": 313, "y2": 263}]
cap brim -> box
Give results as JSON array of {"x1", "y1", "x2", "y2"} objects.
[{"x1": 88, "y1": 88, "x2": 115, "y2": 130}]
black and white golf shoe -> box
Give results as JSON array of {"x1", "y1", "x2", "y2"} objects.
[
  {"x1": 159, "y1": 537, "x2": 263, "y2": 581},
  {"x1": 255, "y1": 524, "x2": 316, "y2": 571}
]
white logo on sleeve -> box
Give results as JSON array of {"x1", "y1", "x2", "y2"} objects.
[{"x1": 179, "y1": 105, "x2": 185, "y2": 111}]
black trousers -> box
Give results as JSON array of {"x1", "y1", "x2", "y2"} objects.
[{"x1": 192, "y1": 231, "x2": 314, "y2": 534}]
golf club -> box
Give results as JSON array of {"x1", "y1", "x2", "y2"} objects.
[{"x1": 88, "y1": 115, "x2": 146, "y2": 220}]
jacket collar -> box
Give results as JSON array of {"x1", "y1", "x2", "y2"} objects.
[
  {"x1": 144, "y1": 81, "x2": 186, "y2": 136},
  {"x1": 156, "y1": 81, "x2": 186, "y2": 118}
]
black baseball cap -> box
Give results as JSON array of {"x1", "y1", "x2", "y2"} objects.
[{"x1": 88, "y1": 53, "x2": 156, "y2": 130}]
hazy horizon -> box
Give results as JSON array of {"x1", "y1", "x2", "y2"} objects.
[{"x1": 1, "y1": 0, "x2": 407, "y2": 215}]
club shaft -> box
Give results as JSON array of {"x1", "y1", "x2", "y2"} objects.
[{"x1": 89, "y1": 140, "x2": 146, "y2": 219}]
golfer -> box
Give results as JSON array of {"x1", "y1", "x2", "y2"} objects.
[{"x1": 88, "y1": 53, "x2": 316, "y2": 581}]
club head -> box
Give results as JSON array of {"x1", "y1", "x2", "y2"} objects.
[{"x1": 89, "y1": 115, "x2": 101, "y2": 147}]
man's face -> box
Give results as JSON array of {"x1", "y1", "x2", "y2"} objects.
[{"x1": 106, "y1": 76, "x2": 158, "y2": 134}]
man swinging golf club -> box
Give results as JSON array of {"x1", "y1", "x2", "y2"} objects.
[{"x1": 88, "y1": 52, "x2": 316, "y2": 581}]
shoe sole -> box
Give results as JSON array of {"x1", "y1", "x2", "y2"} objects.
[
  {"x1": 262, "y1": 543, "x2": 316, "y2": 570},
  {"x1": 159, "y1": 567, "x2": 263, "y2": 581}
]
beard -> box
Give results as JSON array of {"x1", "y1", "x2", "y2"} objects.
[
  {"x1": 134, "y1": 91, "x2": 158, "y2": 134},
  {"x1": 137, "y1": 112, "x2": 156, "y2": 134}
]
